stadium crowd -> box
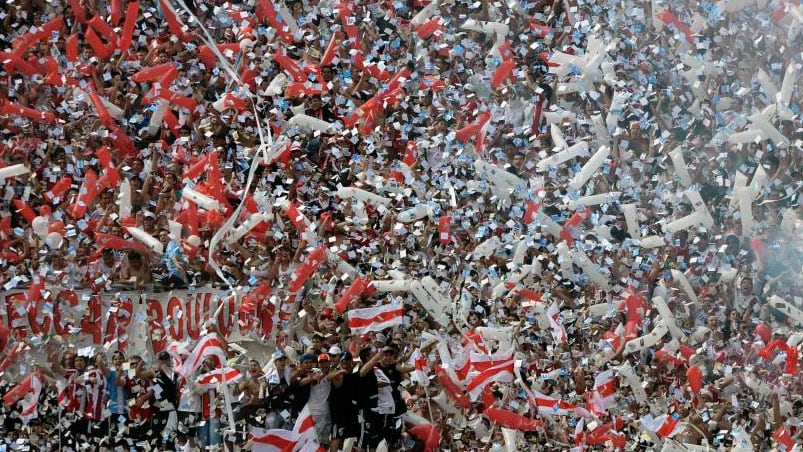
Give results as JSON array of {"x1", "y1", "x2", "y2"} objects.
[{"x1": 0, "y1": 0, "x2": 801, "y2": 450}]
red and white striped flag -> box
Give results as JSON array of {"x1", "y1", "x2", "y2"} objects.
[
  {"x1": 588, "y1": 369, "x2": 617, "y2": 416},
  {"x1": 774, "y1": 424, "x2": 796, "y2": 451},
  {"x1": 469, "y1": 348, "x2": 515, "y2": 373},
  {"x1": 530, "y1": 390, "x2": 579, "y2": 416},
  {"x1": 547, "y1": 302, "x2": 567, "y2": 344},
  {"x1": 347, "y1": 304, "x2": 403, "y2": 335},
  {"x1": 179, "y1": 333, "x2": 228, "y2": 377},
  {"x1": 409, "y1": 348, "x2": 431, "y2": 387},
  {"x1": 3, "y1": 373, "x2": 43, "y2": 423},
  {"x1": 196, "y1": 367, "x2": 242, "y2": 390},
  {"x1": 466, "y1": 355, "x2": 515, "y2": 401},
  {"x1": 294, "y1": 404, "x2": 317, "y2": 449},
  {"x1": 640, "y1": 412, "x2": 683, "y2": 438},
  {"x1": 249, "y1": 427, "x2": 300, "y2": 452}
]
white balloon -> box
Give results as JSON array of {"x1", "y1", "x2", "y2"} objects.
[
  {"x1": 45, "y1": 232, "x2": 63, "y2": 249},
  {"x1": 32, "y1": 216, "x2": 49, "y2": 238}
]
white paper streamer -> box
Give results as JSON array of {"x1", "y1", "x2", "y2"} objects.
[
  {"x1": 568, "y1": 145, "x2": 610, "y2": 190},
  {"x1": 778, "y1": 64, "x2": 798, "y2": 106},
  {"x1": 224, "y1": 213, "x2": 267, "y2": 245},
  {"x1": 535, "y1": 141, "x2": 589, "y2": 171},
  {"x1": 684, "y1": 189, "x2": 715, "y2": 229},
  {"x1": 118, "y1": 179, "x2": 132, "y2": 219},
  {"x1": 570, "y1": 249, "x2": 611, "y2": 289},
  {"x1": 735, "y1": 186, "x2": 754, "y2": 237},
  {"x1": 567, "y1": 191, "x2": 621, "y2": 209},
  {"x1": 756, "y1": 68, "x2": 779, "y2": 100},
  {"x1": 126, "y1": 226, "x2": 164, "y2": 254},
  {"x1": 336, "y1": 186, "x2": 392, "y2": 206},
  {"x1": 289, "y1": 114, "x2": 333, "y2": 133},
  {"x1": 410, "y1": 0, "x2": 440, "y2": 26},
  {"x1": 616, "y1": 362, "x2": 648, "y2": 404},
  {"x1": 0, "y1": 164, "x2": 30, "y2": 180},
  {"x1": 475, "y1": 326, "x2": 515, "y2": 351},
  {"x1": 397, "y1": 203, "x2": 431, "y2": 223},
  {"x1": 638, "y1": 236, "x2": 666, "y2": 249},
  {"x1": 620, "y1": 203, "x2": 639, "y2": 237},
  {"x1": 182, "y1": 186, "x2": 225, "y2": 212},
  {"x1": 369, "y1": 279, "x2": 411, "y2": 292},
  {"x1": 410, "y1": 277, "x2": 451, "y2": 327},
  {"x1": 502, "y1": 428, "x2": 519, "y2": 452},
  {"x1": 623, "y1": 319, "x2": 668, "y2": 355},
  {"x1": 591, "y1": 113, "x2": 610, "y2": 145},
  {"x1": 667, "y1": 146, "x2": 692, "y2": 187},
  {"x1": 555, "y1": 242, "x2": 575, "y2": 282},
  {"x1": 473, "y1": 236, "x2": 503, "y2": 259},
  {"x1": 543, "y1": 108, "x2": 576, "y2": 125},
  {"x1": 670, "y1": 269, "x2": 699, "y2": 304},
  {"x1": 747, "y1": 110, "x2": 789, "y2": 146},
  {"x1": 264, "y1": 72, "x2": 288, "y2": 96},
  {"x1": 651, "y1": 296, "x2": 685, "y2": 340},
  {"x1": 551, "y1": 123, "x2": 569, "y2": 151},
  {"x1": 474, "y1": 159, "x2": 525, "y2": 200}
]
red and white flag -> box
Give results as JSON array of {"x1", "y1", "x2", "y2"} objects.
[
  {"x1": 409, "y1": 348, "x2": 431, "y2": 387},
  {"x1": 249, "y1": 428, "x2": 300, "y2": 452},
  {"x1": 588, "y1": 369, "x2": 616, "y2": 416},
  {"x1": 347, "y1": 304, "x2": 403, "y2": 335},
  {"x1": 3, "y1": 373, "x2": 44, "y2": 423},
  {"x1": 469, "y1": 348, "x2": 515, "y2": 373},
  {"x1": 293, "y1": 404, "x2": 317, "y2": 449},
  {"x1": 640, "y1": 413, "x2": 683, "y2": 438},
  {"x1": 466, "y1": 355, "x2": 515, "y2": 401},
  {"x1": 196, "y1": 367, "x2": 242, "y2": 390},
  {"x1": 530, "y1": 390, "x2": 579, "y2": 416},
  {"x1": 179, "y1": 333, "x2": 228, "y2": 377},
  {"x1": 547, "y1": 302, "x2": 567, "y2": 344},
  {"x1": 774, "y1": 425, "x2": 796, "y2": 451}
]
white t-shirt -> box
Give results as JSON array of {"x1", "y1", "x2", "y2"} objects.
[
  {"x1": 308, "y1": 378, "x2": 331, "y2": 416},
  {"x1": 373, "y1": 368, "x2": 395, "y2": 415}
]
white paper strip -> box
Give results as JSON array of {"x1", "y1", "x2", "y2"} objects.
[
  {"x1": 336, "y1": 186, "x2": 392, "y2": 206},
  {"x1": 670, "y1": 269, "x2": 699, "y2": 304},
  {"x1": 735, "y1": 186, "x2": 754, "y2": 237},
  {"x1": 769, "y1": 295, "x2": 803, "y2": 326},
  {"x1": 473, "y1": 236, "x2": 503, "y2": 259},
  {"x1": 410, "y1": 277, "x2": 451, "y2": 327},
  {"x1": 570, "y1": 250, "x2": 611, "y2": 289},
  {"x1": 651, "y1": 296, "x2": 685, "y2": 340},
  {"x1": 621, "y1": 203, "x2": 639, "y2": 237},
  {"x1": 182, "y1": 186, "x2": 225, "y2": 211},
  {"x1": 591, "y1": 113, "x2": 610, "y2": 145},
  {"x1": 616, "y1": 362, "x2": 648, "y2": 404},
  {"x1": 778, "y1": 64, "x2": 798, "y2": 106},
  {"x1": 567, "y1": 191, "x2": 621, "y2": 209},
  {"x1": 126, "y1": 226, "x2": 164, "y2": 254},
  {"x1": 556, "y1": 241, "x2": 574, "y2": 281},
  {"x1": 756, "y1": 68, "x2": 779, "y2": 100},
  {"x1": 369, "y1": 279, "x2": 411, "y2": 292},
  {"x1": 568, "y1": 145, "x2": 610, "y2": 190},
  {"x1": 623, "y1": 319, "x2": 668, "y2": 355},
  {"x1": 0, "y1": 164, "x2": 31, "y2": 180},
  {"x1": 536, "y1": 141, "x2": 589, "y2": 170},
  {"x1": 638, "y1": 235, "x2": 666, "y2": 249},
  {"x1": 668, "y1": 146, "x2": 692, "y2": 187},
  {"x1": 119, "y1": 179, "x2": 132, "y2": 219},
  {"x1": 288, "y1": 114, "x2": 333, "y2": 133},
  {"x1": 224, "y1": 213, "x2": 267, "y2": 245}
]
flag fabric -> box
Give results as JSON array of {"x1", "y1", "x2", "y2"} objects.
[
  {"x1": 249, "y1": 427, "x2": 300, "y2": 452},
  {"x1": 410, "y1": 348, "x2": 431, "y2": 387},
  {"x1": 547, "y1": 301, "x2": 567, "y2": 344},
  {"x1": 530, "y1": 390, "x2": 579, "y2": 416},
  {"x1": 347, "y1": 304, "x2": 403, "y2": 335},
  {"x1": 469, "y1": 348, "x2": 515, "y2": 373},
  {"x1": 588, "y1": 369, "x2": 616, "y2": 415},
  {"x1": 640, "y1": 413, "x2": 684, "y2": 438},
  {"x1": 466, "y1": 356, "x2": 515, "y2": 401},
  {"x1": 3, "y1": 373, "x2": 43, "y2": 423},
  {"x1": 774, "y1": 425, "x2": 795, "y2": 451},
  {"x1": 179, "y1": 333, "x2": 228, "y2": 377},
  {"x1": 196, "y1": 367, "x2": 242, "y2": 390}
]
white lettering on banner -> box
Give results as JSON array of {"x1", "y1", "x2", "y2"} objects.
[{"x1": 0, "y1": 287, "x2": 277, "y2": 355}]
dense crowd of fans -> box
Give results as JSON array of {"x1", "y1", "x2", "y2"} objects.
[{"x1": 0, "y1": 0, "x2": 801, "y2": 450}]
